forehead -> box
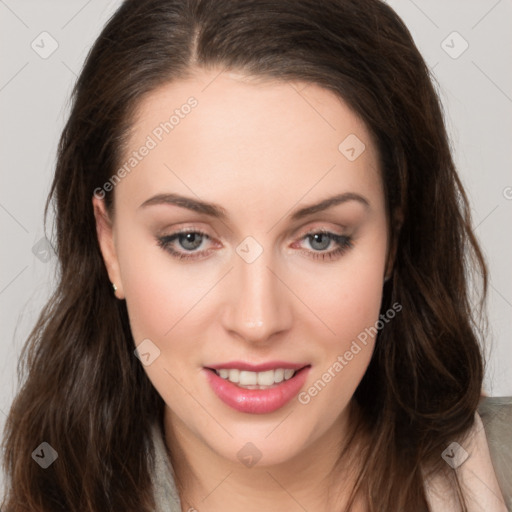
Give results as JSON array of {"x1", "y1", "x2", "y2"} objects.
[{"x1": 116, "y1": 69, "x2": 383, "y2": 211}]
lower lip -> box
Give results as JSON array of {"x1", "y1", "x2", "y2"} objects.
[{"x1": 204, "y1": 367, "x2": 310, "y2": 414}]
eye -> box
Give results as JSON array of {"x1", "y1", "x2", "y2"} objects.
[
  {"x1": 176, "y1": 232, "x2": 204, "y2": 251},
  {"x1": 156, "y1": 229, "x2": 213, "y2": 260},
  {"x1": 307, "y1": 232, "x2": 333, "y2": 251},
  {"x1": 157, "y1": 228, "x2": 353, "y2": 262},
  {"x1": 294, "y1": 230, "x2": 353, "y2": 261}
]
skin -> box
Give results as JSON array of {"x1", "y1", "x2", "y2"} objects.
[
  {"x1": 93, "y1": 68, "x2": 392, "y2": 511},
  {"x1": 93, "y1": 69, "x2": 508, "y2": 512}
]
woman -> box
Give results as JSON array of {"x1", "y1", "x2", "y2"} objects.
[{"x1": 1, "y1": 0, "x2": 507, "y2": 510}]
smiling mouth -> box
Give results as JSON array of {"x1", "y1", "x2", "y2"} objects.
[
  {"x1": 208, "y1": 368, "x2": 299, "y2": 389},
  {"x1": 204, "y1": 365, "x2": 311, "y2": 414}
]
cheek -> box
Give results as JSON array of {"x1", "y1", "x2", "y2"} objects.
[
  {"x1": 295, "y1": 229, "x2": 387, "y2": 410},
  {"x1": 296, "y1": 275, "x2": 383, "y2": 422},
  {"x1": 300, "y1": 272, "x2": 382, "y2": 406},
  {"x1": 116, "y1": 232, "x2": 208, "y2": 406},
  {"x1": 115, "y1": 227, "x2": 199, "y2": 345},
  {"x1": 300, "y1": 232, "x2": 387, "y2": 346},
  {"x1": 119, "y1": 247, "x2": 171, "y2": 342},
  {"x1": 316, "y1": 270, "x2": 384, "y2": 340}
]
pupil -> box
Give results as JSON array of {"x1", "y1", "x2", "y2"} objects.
[
  {"x1": 180, "y1": 233, "x2": 202, "y2": 250},
  {"x1": 310, "y1": 233, "x2": 330, "y2": 251}
]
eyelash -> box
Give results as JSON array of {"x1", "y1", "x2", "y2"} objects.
[
  {"x1": 156, "y1": 229, "x2": 213, "y2": 260},
  {"x1": 295, "y1": 229, "x2": 353, "y2": 261},
  {"x1": 156, "y1": 228, "x2": 353, "y2": 262}
]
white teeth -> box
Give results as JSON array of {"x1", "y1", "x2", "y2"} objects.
[
  {"x1": 257, "y1": 370, "x2": 275, "y2": 386},
  {"x1": 274, "y1": 368, "x2": 284, "y2": 383},
  {"x1": 239, "y1": 371, "x2": 258, "y2": 386},
  {"x1": 228, "y1": 369, "x2": 240, "y2": 383},
  {"x1": 284, "y1": 369, "x2": 295, "y2": 380},
  {"x1": 215, "y1": 368, "x2": 297, "y2": 387}
]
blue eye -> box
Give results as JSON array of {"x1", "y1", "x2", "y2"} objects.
[
  {"x1": 299, "y1": 231, "x2": 353, "y2": 261},
  {"x1": 156, "y1": 229, "x2": 353, "y2": 262},
  {"x1": 157, "y1": 230, "x2": 211, "y2": 260},
  {"x1": 175, "y1": 232, "x2": 204, "y2": 251},
  {"x1": 307, "y1": 232, "x2": 333, "y2": 251}
]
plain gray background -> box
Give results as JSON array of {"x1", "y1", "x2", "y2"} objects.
[{"x1": 1, "y1": 0, "x2": 511, "y2": 495}]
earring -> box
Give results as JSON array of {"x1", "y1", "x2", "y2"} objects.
[
  {"x1": 384, "y1": 275, "x2": 391, "y2": 283},
  {"x1": 112, "y1": 283, "x2": 118, "y2": 292}
]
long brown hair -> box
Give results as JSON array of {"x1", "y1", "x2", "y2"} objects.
[{"x1": 1, "y1": 0, "x2": 487, "y2": 510}]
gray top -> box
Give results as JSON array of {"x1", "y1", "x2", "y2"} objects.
[
  {"x1": 478, "y1": 396, "x2": 512, "y2": 511},
  {"x1": 150, "y1": 421, "x2": 181, "y2": 512},
  {"x1": 150, "y1": 397, "x2": 512, "y2": 511}
]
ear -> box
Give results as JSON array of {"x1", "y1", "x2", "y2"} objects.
[{"x1": 92, "y1": 196, "x2": 125, "y2": 299}]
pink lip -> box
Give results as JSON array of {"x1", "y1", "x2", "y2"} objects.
[
  {"x1": 204, "y1": 365, "x2": 310, "y2": 414},
  {"x1": 207, "y1": 361, "x2": 306, "y2": 372}
]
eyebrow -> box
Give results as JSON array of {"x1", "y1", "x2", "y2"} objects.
[
  {"x1": 139, "y1": 193, "x2": 228, "y2": 219},
  {"x1": 290, "y1": 192, "x2": 370, "y2": 221},
  {"x1": 138, "y1": 191, "x2": 369, "y2": 220}
]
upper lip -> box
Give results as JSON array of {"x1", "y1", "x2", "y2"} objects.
[{"x1": 206, "y1": 361, "x2": 310, "y2": 372}]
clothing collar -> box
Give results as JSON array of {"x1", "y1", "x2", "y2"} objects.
[{"x1": 150, "y1": 421, "x2": 182, "y2": 512}]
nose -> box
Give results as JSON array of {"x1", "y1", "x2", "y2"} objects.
[{"x1": 220, "y1": 250, "x2": 293, "y2": 344}]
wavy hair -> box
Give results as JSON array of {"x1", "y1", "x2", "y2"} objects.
[{"x1": 1, "y1": 0, "x2": 487, "y2": 510}]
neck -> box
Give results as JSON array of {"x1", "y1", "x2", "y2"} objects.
[{"x1": 163, "y1": 401, "x2": 367, "y2": 512}]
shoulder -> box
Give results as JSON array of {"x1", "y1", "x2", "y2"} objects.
[
  {"x1": 425, "y1": 408, "x2": 509, "y2": 512},
  {"x1": 478, "y1": 397, "x2": 512, "y2": 510}
]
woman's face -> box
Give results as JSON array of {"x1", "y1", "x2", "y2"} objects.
[{"x1": 94, "y1": 69, "x2": 389, "y2": 467}]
